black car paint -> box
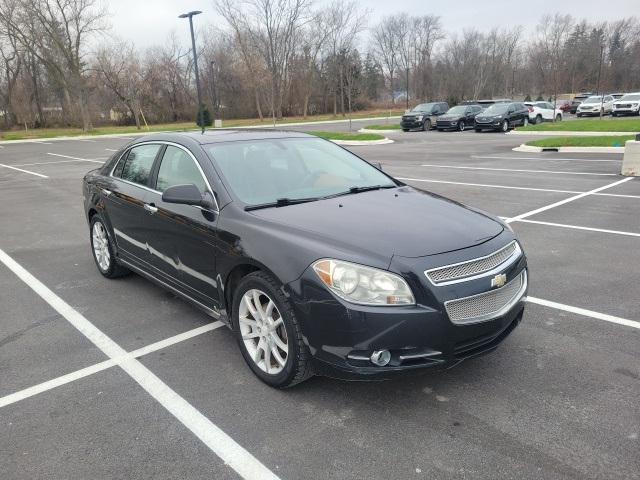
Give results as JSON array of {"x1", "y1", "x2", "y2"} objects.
[
  {"x1": 400, "y1": 102, "x2": 449, "y2": 131},
  {"x1": 436, "y1": 105, "x2": 482, "y2": 131},
  {"x1": 84, "y1": 131, "x2": 527, "y2": 379},
  {"x1": 474, "y1": 102, "x2": 529, "y2": 132}
]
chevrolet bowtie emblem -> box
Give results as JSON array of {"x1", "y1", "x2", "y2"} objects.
[{"x1": 491, "y1": 273, "x2": 507, "y2": 288}]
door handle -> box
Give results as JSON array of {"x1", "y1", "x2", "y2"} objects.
[
  {"x1": 144, "y1": 203, "x2": 158, "y2": 214},
  {"x1": 102, "y1": 189, "x2": 112, "y2": 196}
]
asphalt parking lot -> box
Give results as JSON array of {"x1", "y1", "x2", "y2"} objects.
[{"x1": 1, "y1": 121, "x2": 639, "y2": 480}]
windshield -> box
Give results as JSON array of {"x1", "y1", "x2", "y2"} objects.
[
  {"x1": 620, "y1": 94, "x2": 640, "y2": 101},
  {"x1": 207, "y1": 138, "x2": 397, "y2": 206},
  {"x1": 482, "y1": 104, "x2": 509, "y2": 115},
  {"x1": 411, "y1": 103, "x2": 435, "y2": 113},
  {"x1": 583, "y1": 96, "x2": 603, "y2": 104},
  {"x1": 446, "y1": 106, "x2": 466, "y2": 115}
]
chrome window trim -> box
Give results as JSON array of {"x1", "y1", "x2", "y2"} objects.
[
  {"x1": 444, "y1": 269, "x2": 527, "y2": 325},
  {"x1": 424, "y1": 240, "x2": 521, "y2": 286},
  {"x1": 109, "y1": 140, "x2": 220, "y2": 213}
]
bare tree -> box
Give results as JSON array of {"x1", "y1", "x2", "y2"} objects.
[
  {"x1": 0, "y1": 0, "x2": 108, "y2": 131},
  {"x1": 94, "y1": 40, "x2": 144, "y2": 129}
]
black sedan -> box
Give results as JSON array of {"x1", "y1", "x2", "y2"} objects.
[{"x1": 83, "y1": 131, "x2": 528, "y2": 388}]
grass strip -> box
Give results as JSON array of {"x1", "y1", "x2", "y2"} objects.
[
  {"x1": 518, "y1": 118, "x2": 640, "y2": 132},
  {"x1": 525, "y1": 135, "x2": 634, "y2": 147}
]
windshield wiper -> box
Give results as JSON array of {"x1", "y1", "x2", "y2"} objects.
[
  {"x1": 244, "y1": 196, "x2": 320, "y2": 211},
  {"x1": 324, "y1": 184, "x2": 396, "y2": 199}
]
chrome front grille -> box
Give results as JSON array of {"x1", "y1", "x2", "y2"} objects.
[
  {"x1": 425, "y1": 241, "x2": 520, "y2": 285},
  {"x1": 445, "y1": 270, "x2": 527, "y2": 325}
]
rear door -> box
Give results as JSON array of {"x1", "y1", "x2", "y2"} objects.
[
  {"x1": 104, "y1": 143, "x2": 163, "y2": 266},
  {"x1": 143, "y1": 144, "x2": 220, "y2": 309}
]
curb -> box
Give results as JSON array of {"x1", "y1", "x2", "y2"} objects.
[
  {"x1": 513, "y1": 144, "x2": 624, "y2": 153},
  {"x1": 358, "y1": 128, "x2": 399, "y2": 134},
  {"x1": 509, "y1": 130, "x2": 633, "y2": 136},
  {"x1": 331, "y1": 138, "x2": 394, "y2": 146}
]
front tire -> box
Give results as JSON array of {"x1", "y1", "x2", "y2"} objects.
[
  {"x1": 501, "y1": 120, "x2": 509, "y2": 132},
  {"x1": 423, "y1": 119, "x2": 431, "y2": 131},
  {"x1": 232, "y1": 272, "x2": 313, "y2": 388},
  {"x1": 458, "y1": 121, "x2": 465, "y2": 132},
  {"x1": 535, "y1": 114, "x2": 542, "y2": 124},
  {"x1": 90, "y1": 215, "x2": 129, "y2": 278}
]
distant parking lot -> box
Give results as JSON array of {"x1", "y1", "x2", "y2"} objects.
[{"x1": 1, "y1": 122, "x2": 638, "y2": 480}]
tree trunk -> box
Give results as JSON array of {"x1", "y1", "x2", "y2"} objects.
[
  {"x1": 339, "y1": 65, "x2": 345, "y2": 117},
  {"x1": 254, "y1": 89, "x2": 263, "y2": 121},
  {"x1": 303, "y1": 94, "x2": 309, "y2": 119}
]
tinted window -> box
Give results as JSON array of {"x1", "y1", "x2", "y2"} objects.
[
  {"x1": 112, "y1": 152, "x2": 127, "y2": 178},
  {"x1": 120, "y1": 144, "x2": 161, "y2": 186},
  {"x1": 207, "y1": 138, "x2": 395, "y2": 206},
  {"x1": 411, "y1": 103, "x2": 435, "y2": 113},
  {"x1": 156, "y1": 145, "x2": 207, "y2": 193},
  {"x1": 446, "y1": 106, "x2": 466, "y2": 115},
  {"x1": 483, "y1": 104, "x2": 509, "y2": 115}
]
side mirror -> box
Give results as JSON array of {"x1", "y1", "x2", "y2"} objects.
[{"x1": 162, "y1": 184, "x2": 216, "y2": 210}]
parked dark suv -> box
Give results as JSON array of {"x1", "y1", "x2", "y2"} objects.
[
  {"x1": 474, "y1": 102, "x2": 529, "y2": 132},
  {"x1": 437, "y1": 104, "x2": 483, "y2": 131},
  {"x1": 400, "y1": 102, "x2": 449, "y2": 131},
  {"x1": 569, "y1": 93, "x2": 593, "y2": 114}
]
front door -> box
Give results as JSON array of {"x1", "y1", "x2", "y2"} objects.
[{"x1": 144, "y1": 144, "x2": 220, "y2": 310}]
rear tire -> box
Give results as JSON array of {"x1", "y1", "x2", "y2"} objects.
[
  {"x1": 402, "y1": 129, "x2": 409, "y2": 132},
  {"x1": 535, "y1": 114, "x2": 542, "y2": 124},
  {"x1": 555, "y1": 114, "x2": 562, "y2": 122},
  {"x1": 90, "y1": 215, "x2": 130, "y2": 279},
  {"x1": 232, "y1": 271, "x2": 313, "y2": 388}
]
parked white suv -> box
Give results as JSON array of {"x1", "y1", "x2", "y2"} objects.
[
  {"x1": 576, "y1": 95, "x2": 614, "y2": 117},
  {"x1": 612, "y1": 93, "x2": 640, "y2": 117},
  {"x1": 524, "y1": 101, "x2": 563, "y2": 124}
]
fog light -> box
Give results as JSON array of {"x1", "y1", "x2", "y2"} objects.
[{"x1": 370, "y1": 350, "x2": 391, "y2": 366}]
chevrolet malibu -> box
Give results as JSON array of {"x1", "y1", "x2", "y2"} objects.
[{"x1": 83, "y1": 131, "x2": 528, "y2": 388}]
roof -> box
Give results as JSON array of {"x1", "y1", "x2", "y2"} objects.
[{"x1": 130, "y1": 129, "x2": 314, "y2": 146}]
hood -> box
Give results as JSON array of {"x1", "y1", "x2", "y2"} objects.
[
  {"x1": 476, "y1": 113, "x2": 504, "y2": 120},
  {"x1": 438, "y1": 114, "x2": 461, "y2": 121},
  {"x1": 249, "y1": 186, "x2": 503, "y2": 259}
]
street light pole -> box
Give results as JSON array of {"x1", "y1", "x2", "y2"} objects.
[
  {"x1": 596, "y1": 44, "x2": 604, "y2": 120},
  {"x1": 179, "y1": 10, "x2": 204, "y2": 134}
]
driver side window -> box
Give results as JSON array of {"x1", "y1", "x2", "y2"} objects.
[{"x1": 155, "y1": 146, "x2": 207, "y2": 193}]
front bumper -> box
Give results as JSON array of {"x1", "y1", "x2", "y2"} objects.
[
  {"x1": 613, "y1": 107, "x2": 639, "y2": 115},
  {"x1": 436, "y1": 120, "x2": 459, "y2": 130},
  {"x1": 475, "y1": 121, "x2": 501, "y2": 130},
  {"x1": 400, "y1": 119, "x2": 425, "y2": 129},
  {"x1": 286, "y1": 236, "x2": 527, "y2": 380}
]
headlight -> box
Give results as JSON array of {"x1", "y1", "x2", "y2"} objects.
[
  {"x1": 312, "y1": 259, "x2": 415, "y2": 306},
  {"x1": 415, "y1": 115, "x2": 423, "y2": 121}
]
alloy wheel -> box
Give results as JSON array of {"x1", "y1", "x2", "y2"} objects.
[
  {"x1": 92, "y1": 221, "x2": 111, "y2": 272},
  {"x1": 502, "y1": 120, "x2": 509, "y2": 132},
  {"x1": 458, "y1": 121, "x2": 465, "y2": 131},
  {"x1": 238, "y1": 289, "x2": 289, "y2": 374}
]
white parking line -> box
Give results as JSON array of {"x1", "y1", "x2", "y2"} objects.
[
  {"x1": 13, "y1": 160, "x2": 99, "y2": 167},
  {"x1": 75, "y1": 139, "x2": 96, "y2": 142},
  {"x1": 0, "y1": 163, "x2": 48, "y2": 178},
  {"x1": 46, "y1": 153, "x2": 105, "y2": 163},
  {"x1": 527, "y1": 297, "x2": 640, "y2": 330},
  {"x1": 105, "y1": 148, "x2": 118, "y2": 151},
  {"x1": 513, "y1": 219, "x2": 640, "y2": 238},
  {"x1": 472, "y1": 155, "x2": 622, "y2": 163},
  {"x1": 0, "y1": 322, "x2": 224, "y2": 409},
  {"x1": 0, "y1": 247, "x2": 280, "y2": 480},
  {"x1": 395, "y1": 177, "x2": 640, "y2": 200},
  {"x1": 505, "y1": 177, "x2": 634, "y2": 223},
  {"x1": 421, "y1": 164, "x2": 617, "y2": 176}
]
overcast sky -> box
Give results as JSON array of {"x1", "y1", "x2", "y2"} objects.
[{"x1": 106, "y1": 0, "x2": 639, "y2": 49}]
